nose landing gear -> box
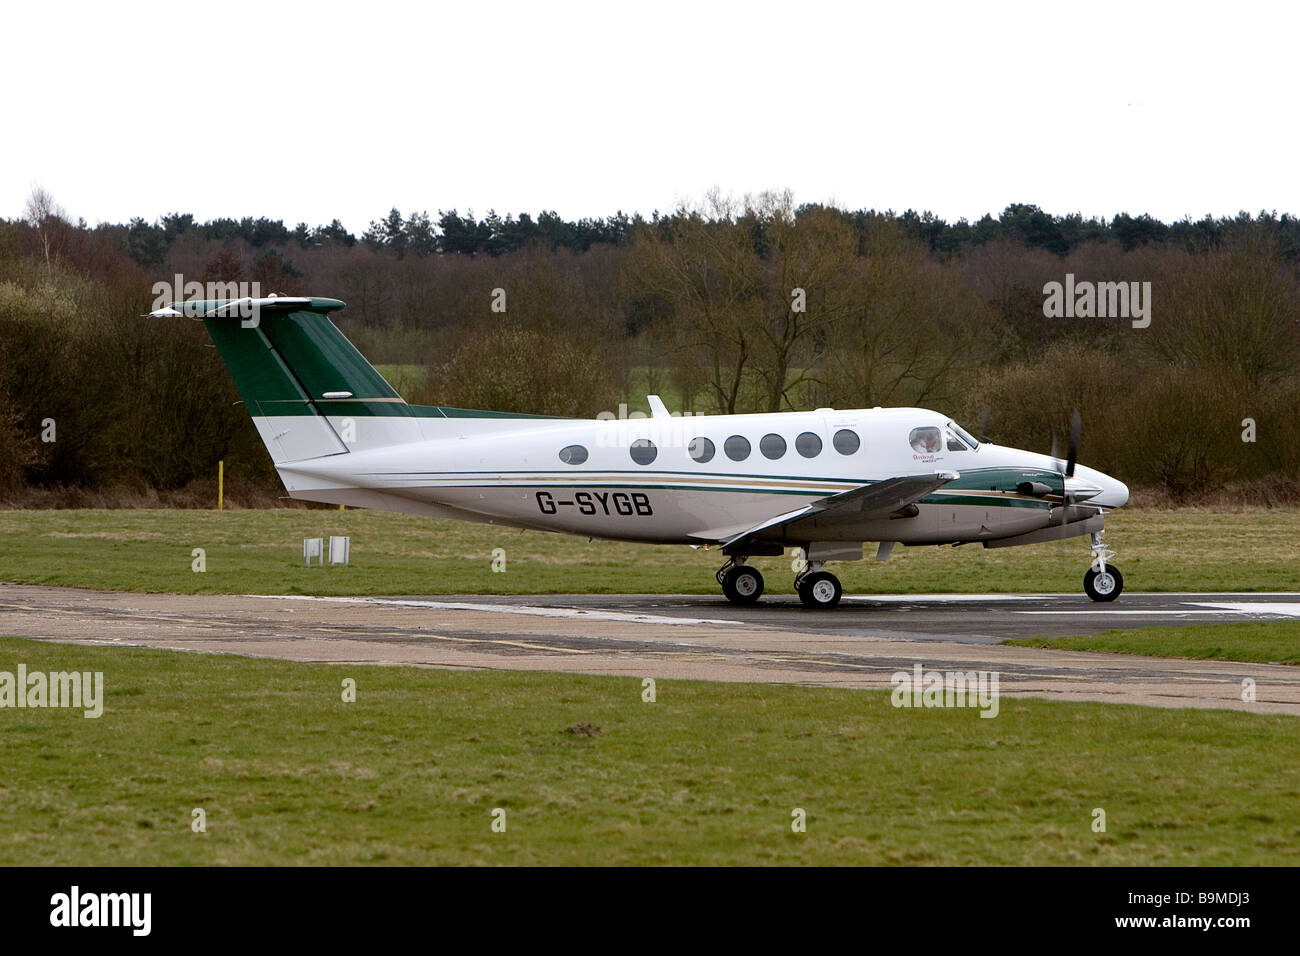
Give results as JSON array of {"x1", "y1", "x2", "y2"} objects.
[{"x1": 1084, "y1": 530, "x2": 1123, "y2": 602}]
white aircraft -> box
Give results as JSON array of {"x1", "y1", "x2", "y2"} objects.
[{"x1": 155, "y1": 296, "x2": 1130, "y2": 608}]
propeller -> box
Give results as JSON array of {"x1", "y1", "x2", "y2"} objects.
[
  {"x1": 978, "y1": 405, "x2": 991, "y2": 444},
  {"x1": 1065, "y1": 408, "x2": 1081, "y2": 478},
  {"x1": 1050, "y1": 408, "x2": 1081, "y2": 481},
  {"x1": 1049, "y1": 409, "x2": 1080, "y2": 476},
  {"x1": 1054, "y1": 409, "x2": 1101, "y2": 507},
  {"x1": 1050, "y1": 409, "x2": 1081, "y2": 477},
  {"x1": 1024, "y1": 409, "x2": 1095, "y2": 504}
]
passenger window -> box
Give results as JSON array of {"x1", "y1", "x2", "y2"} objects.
[
  {"x1": 795, "y1": 432, "x2": 822, "y2": 458},
  {"x1": 558, "y1": 445, "x2": 588, "y2": 465},
  {"x1": 759, "y1": 433, "x2": 786, "y2": 459},
  {"x1": 832, "y1": 429, "x2": 860, "y2": 455},
  {"x1": 909, "y1": 426, "x2": 942, "y2": 454},
  {"x1": 724, "y1": 435, "x2": 751, "y2": 461},
  {"x1": 688, "y1": 437, "x2": 715, "y2": 463},
  {"x1": 629, "y1": 439, "x2": 657, "y2": 465}
]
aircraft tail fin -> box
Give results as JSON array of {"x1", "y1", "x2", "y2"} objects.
[{"x1": 153, "y1": 296, "x2": 411, "y2": 463}]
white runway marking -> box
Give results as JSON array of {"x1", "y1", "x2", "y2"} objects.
[
  {"x1": 1016, "y1": 610, "x2": 1249, "y2": 616},
  {"x1": 1190, "y1": 602, "x2": 1300, "y2": 617},
  {"x1": 842, "y1": 594, "x2": 1048, "y2": 603},
  {"x1": 1020, "y1": 603, "x2": 1300, "y2": 617},
  {"x1": 848, "y1": 593, "x2": 1300, "y2": 604},
  {"x1": 249, "y1": 594, "x2": 743, "y2": 627}
]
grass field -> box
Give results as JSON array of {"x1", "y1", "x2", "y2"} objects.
[
  {"x1": 0, "y1": 507, "x2": 1297, "y2": 596},
  {"x1": 1, "y1": 636, "x2": 1296, "y2": 865},
  {"x1": 1007, "y1": 621, "x2": 1300, "y2": 665}
]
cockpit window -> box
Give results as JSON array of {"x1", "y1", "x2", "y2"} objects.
[
  {"x1": 948, "y1": 421, "x2": 980, "y2": 450},
  {"x1": 945, "y1": 429, "x2": 970, "y2": 451},
  {"x1": 909, "y1": 426, "x2": 942, "y2": 454}
]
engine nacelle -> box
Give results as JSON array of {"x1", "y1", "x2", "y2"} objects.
[{"x1": 1017, "y1": 481, "x2": 1054, "y2": 498}]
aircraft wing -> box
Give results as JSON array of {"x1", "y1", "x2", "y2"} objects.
[{"x1": 720, "y1": 471, "x2": 959, "y2": 551}]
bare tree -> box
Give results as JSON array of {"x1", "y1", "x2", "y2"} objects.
[
  {"x1": 23, "y1": 184, "x2": 68, "y2": 273},
  {"x1": 821, "y1": 218, "x2": 991, "y2": 412},
  {"x1": 622, "y1": 190, "x2": 858, "y2": 414}
]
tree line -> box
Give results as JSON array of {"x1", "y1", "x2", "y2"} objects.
[
  {"x1": 21, "y1": 199, "x2": 1300, "y2": 269},
  {"x1": 1, "y1": 187, "x2": 1298, "y2": 505}
]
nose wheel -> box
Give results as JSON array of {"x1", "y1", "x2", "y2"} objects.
[
  {"x1": 1084, "y1": 530, "x2": 1123, "y2": 602},
  {"x1": 1084, "y1": 566, "x2": 1123, "y2": 601}
]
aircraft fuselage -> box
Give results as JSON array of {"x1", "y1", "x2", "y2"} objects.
[{"x1": 273, "y1": 405, "x2": 1128, "y2": 549}]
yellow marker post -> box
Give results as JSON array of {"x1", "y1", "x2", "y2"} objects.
[{"x1": 218, "y1": 460, "x2": 224, "y2": 511}]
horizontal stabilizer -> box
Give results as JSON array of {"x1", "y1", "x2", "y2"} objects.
[{"x1": 148, "y1": 296, "x2": 339, "y2": 319}]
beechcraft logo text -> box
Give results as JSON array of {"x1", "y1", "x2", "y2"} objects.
[{"x1": 50, "y1": 886, "x2": 151, "y2": 936}]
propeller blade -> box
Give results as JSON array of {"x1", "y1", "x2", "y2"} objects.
[
  {"x1": 978, "y1": 405, "x2": 990, "y2": 444},
  {"x1": 1067, "y1": 408, "x2": 1081, "y2": 478}
]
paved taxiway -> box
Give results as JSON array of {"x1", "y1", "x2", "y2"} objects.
[{"x1": 1, "y1": 584, "x2": 1297, "y2": 714}]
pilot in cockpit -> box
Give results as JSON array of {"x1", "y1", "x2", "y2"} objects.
[{"x1": 910, "y1": 426, "x2": 942, "y2": 454}]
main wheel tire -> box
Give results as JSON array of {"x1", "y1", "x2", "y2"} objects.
[
  {"x1": 1084, "y1": 565, "x2": 1123, "y2": 602},
  {"x1": 797, "y1": 571, "x2": 842, "y2": 609},
  {"x1": 722, "y1": 565, "x2": 764, "y2": 605}
]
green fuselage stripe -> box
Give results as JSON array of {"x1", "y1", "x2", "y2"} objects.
[{"x1": 358, "y1": 478, "x2": 1052, "y2": 508}]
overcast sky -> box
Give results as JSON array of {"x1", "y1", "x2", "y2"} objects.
[{"x1": 5, "y1": 0, "x2": 1297, "y2": 233}]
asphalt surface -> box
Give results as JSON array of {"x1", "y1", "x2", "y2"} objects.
[
  {"x1": 1, "y1": 584, "x2": 1298, "y2": 714},
  {"x1": 396, "y1": 590, "x2": 1300, "y2": 644}
]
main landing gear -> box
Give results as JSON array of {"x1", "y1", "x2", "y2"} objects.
[
  {"x1": 1083, "y1": 530, "x2": 1123, "y2": 602},
  {"x1": 717, "y1": 558, "x2": 764, "y2": 605},
  {"x1": 795, "y1": 563, "x2": 842, "y2": 609},
  {"x1": 717, "y1": 555, "x2": 843, "y2": 609}
]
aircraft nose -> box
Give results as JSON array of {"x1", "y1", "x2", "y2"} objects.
[
  {"x1": 1068, "y1": 464, "x2": 1128, "y2": 508},
  {"x1": 1106, "y1": 477, "x2": 1130, "y2": 508},
  {"x1": 1090, "y1": 470, "x2": 1129, "y2": 508}
]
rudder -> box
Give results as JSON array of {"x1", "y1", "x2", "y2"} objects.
[{"x1": 156, "y1": 296, "x2": 410, "y2": 463}]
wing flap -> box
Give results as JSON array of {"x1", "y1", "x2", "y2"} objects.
[{"x1": 721, "y1": 471, "x2": 958, "y2": 552}]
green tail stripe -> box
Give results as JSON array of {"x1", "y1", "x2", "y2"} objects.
[
  {"x1": 202, "y1": 309, "x2": 407, "y2": 413},
  {"x1": 262, "y1": 311, "x2": 402, "y2": 402},
  {"x1": 199, "y1": 301, "x2": 573, "y2": 422}
]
